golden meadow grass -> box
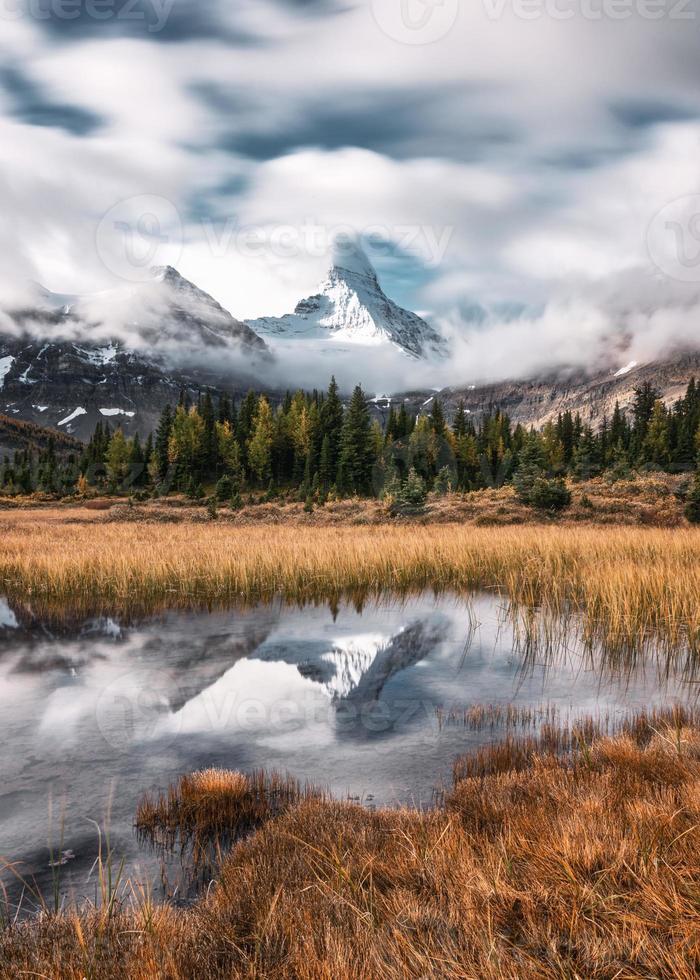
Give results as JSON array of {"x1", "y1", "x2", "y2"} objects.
[
  {"x1": 2, "y1": 517, "x2": 700, "y2": 656},
  {"x1": 3, "y1": 711, "x2": 700, "y2": 978}
]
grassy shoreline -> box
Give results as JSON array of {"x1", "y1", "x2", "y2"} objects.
[
  {"x1": 2, "y1": 517, "x2": 700, "y2": 656},
  {"x1": 3, "y1": 712, "x2": 700, "y2": 978}
]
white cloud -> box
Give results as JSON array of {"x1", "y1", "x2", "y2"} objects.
[{"x1": 1, "y1": 0, "x2": 700, "y2": 386}]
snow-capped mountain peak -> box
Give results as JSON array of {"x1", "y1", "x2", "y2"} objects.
[{"x1": 247, "y1": 238, "x2": 447, "y2": 359}]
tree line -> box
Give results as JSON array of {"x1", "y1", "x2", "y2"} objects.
[{"x1": 3, "y1": 377, "x2": 700, "y2": 518}]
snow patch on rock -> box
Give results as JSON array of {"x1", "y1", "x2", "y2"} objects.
[{"x1": 58, "y1": 407, "x2": 87, "y2": 427}]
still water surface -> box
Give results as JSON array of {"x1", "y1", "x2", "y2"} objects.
[{"x1": 0, "y1": 592, "x2": 693, "y2": 909}]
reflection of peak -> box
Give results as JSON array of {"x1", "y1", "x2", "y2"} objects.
[
  {"x1": 0, "y1": 598, "x2": 18, "y2": 629},
  {"x1": 320, "y1": 633, "x2": 391, "y2": 700},
  {"x1": 342, "y1": 620, "x2": 446, "y2": 703},
  {"x1": 168, "y1": 625, "x2": 274, "y2": 713},
  {"x1": 266, "y1": 618, "x2": 447, "y2": 704}
]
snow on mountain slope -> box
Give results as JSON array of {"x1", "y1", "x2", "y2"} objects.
[{"x1": 247, "y1": 239, "x2": 447, "y2": 360}]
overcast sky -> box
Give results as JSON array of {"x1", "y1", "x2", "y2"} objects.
[{"x1": 2, "y1": 0, "x2": 700, "y2": 382}]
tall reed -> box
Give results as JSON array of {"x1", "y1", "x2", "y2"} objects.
[{"x1": 2, "y1": 522, "x2": 700, "y2": 657}]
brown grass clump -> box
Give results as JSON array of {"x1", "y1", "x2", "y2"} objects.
[
  {"x1": 3, "y1": 713, "x2": 700, "y2": 978},
  {"x1": 136, "y1": 769, "x2": 324, "y2": 866}
]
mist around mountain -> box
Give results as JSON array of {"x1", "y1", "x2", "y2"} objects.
[
  {"x1": 3, "y1": 237, "x2": 700, "y2": 441},
  {"x1": 0, "y1": 266, "x2": 273, "y2": 438}
]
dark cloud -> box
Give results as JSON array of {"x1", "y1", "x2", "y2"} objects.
[
  {"x1": 182, "y1": 175, "x2": 250, "y2": 223},
  {"x1": 610, "y1": 99, "x2": 698, "y2": 130},
  {"x1": 28, "y1": 0, "x2": 345, "y2": 44},
  {"x1": 195, "y1": 83, "x2": 515, "y2": 162},
  {"x1": 273, "y1": 0, "x2": 345, "y2": 7},
  {"x1": 28, "y1": 0, "x2": 256, "y2": 44},
  {"x1": 0, "y1": 66, "x2": 102, "y2": 135},
  {"x1": 540, "y1": 146, "x2": 632, "y2": 171}
]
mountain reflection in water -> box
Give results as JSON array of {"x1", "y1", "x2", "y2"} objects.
[{"x1": 0, "y1": 591, "x2": 695, "y2": 912}]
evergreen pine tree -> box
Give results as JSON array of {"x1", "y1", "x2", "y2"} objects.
[
  {"x1": 338, "y1": 385, "x2": 374, "y2": 495},
  {"x1": 571, "y1": 427, "x2": 602, "y2": 481},
  {"x1": 396, "y1": 403, "x2": 410, "y2": 439},
  {"x1": 429, "y1": 397, "x2": 447, "y2": 437},
  {"x1": 319, "y1": 434, "x2": 333, "y2": 492},
  {"x1": 453, "y1": 401, "x2": 468, "y2": 439},
  {"x1": 685, "y1": 467, "x2": 700, "y2": 524},
  {"x1": 154, "y1": 405, "x2": 174, "y2": 483},
  {"x1": 512, "y1": 433, "x2": 546, "y2": 502},
  {"x1": 320, "y1": 376, "x2": 344, "y2": 476},
  {"x1": 127, "y1": 431, "x2": 146, "y2": 488}
]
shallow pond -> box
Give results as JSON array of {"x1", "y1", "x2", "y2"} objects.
[{"x1": 0, "y1": 591, "x2": 694, "y2": 911}]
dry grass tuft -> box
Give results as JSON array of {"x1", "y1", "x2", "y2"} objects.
[
  {"x1": 136, "y1": 769, "x2": 325, "y2": 866},
  {"x1": 3, "y1": 712, "x2": 700, "y2": 977}
]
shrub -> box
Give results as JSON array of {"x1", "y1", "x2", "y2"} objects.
[
  {"x1": 187, "y1": 478, "x2": 204, "y2": 501},
  {"x1": 216, "y1": 475, "x2": 233, "y2": 502},
  {"x1": 513, "y1": 463, "x2": 542, "y2": 503},
  {"x1": 434, "y1": 466, "x2": 453, "y2": 496},
  {"x1": 389, "y1": 468, "x2": 428, "y2": 516},
  {"x1": 529, "y1": 477, "x2": 572, "y2": 511}
]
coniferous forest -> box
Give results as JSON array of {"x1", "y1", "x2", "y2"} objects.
[{"x1": 3, "y1": 376, "x2": 700, "y2": 519}]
